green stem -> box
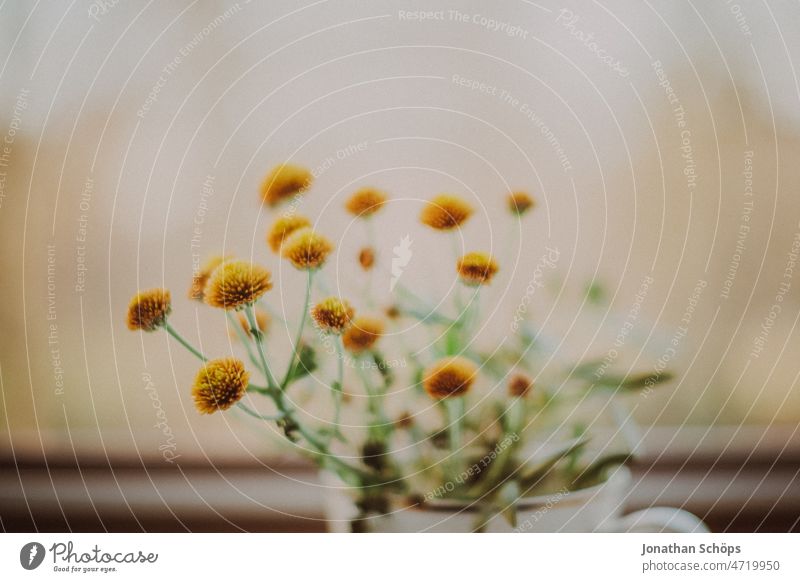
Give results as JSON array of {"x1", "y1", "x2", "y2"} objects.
[
  {"x1": 282, "y1": 269, "x2": 314, "y2": 388},
  {"x1": 164, "y1": 323, "x2": 207, "y2": 362},
  {"x1": 364, "y1": 217, "x2": 377, "y2": 309},
  {"x1": 223, "y1": 314, "x2": 375, "y2": 486},
  {"x1": 460, "y1": 286, "x2": 481, "y2": 342},
  {"x1": 245, "y1": 304, "x2": 279, "y2": 391},
  {"x1": 357, "y1": 362, "x2": 392, "y2": 441},
  {"x1": 296, "y1": 423, "x2": 375, "y2": 484},
  {"x1": 329, "y1": 336, "x2": 346, "y2": 441},
  {"x1": 236, "y1": 401, "x2": 285, "y2": 421},
  {"x1": 226, "y1": 311, "x2": 261, "y2": 370},
  {"x1": 445, "y1": 397, "x2": 465, "y2": 481}
]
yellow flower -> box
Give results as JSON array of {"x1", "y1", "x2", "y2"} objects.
[
  {"x1": 508, "y1": 373, "x2": 533, "y2": 397},
  {"x1": 508, "y1": 191, "x2": 534, "y2": 215},
  {"x1": 267, "y1": 214, "x2": 311, "y2": 253},
  {"x1": 457, "y1": 252, "x2": 499, "y2": 286},
  {"x1": 260, "y1": 163, "x2": 313, "y2": 206},
  {"x1": 342, "y1": 316, "x2": 384, "y2": 353},
  {"x1": 204, "y1": 261, "x2": 272, "y2": 310},
  {"x1": 235, "y1": 308, "x2": 270, "y2": 338},
  {"x1": 422, "y1": 357, "x2": 478, "y2": 399},
  {"x1": 281, "y1": 227, "x2": 333, "y2": 270},
  {"x1": 192, "y1": 358, "x2": 249, "y2": 414},
  {"x1": 358, "y1": 246, "x2": 375, "y2": 271},
  {"x1": 127, "y1": 288, "x2": 171, "y2": 331},
  {"x1": 420, "y1": 194, "x2": 473, "y2": 230},
  {"x1": 311, "y1": 297, "x2": 354, "y2": 334},
  {"x1": 188, "y1": 255, "x2": 228, "y2": 301},
  {"x1": 345, "y1": 187, "x2": 388, "y2": 217}
]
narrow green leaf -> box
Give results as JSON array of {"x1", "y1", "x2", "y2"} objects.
[
  {"x1": 571, "y1": 453, "x2": 632, "y2": 490},
  {"x1": 518, "y1": 437, "x2": 590, "y2": 492}
]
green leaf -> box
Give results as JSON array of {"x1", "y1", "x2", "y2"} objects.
[
  {"x1": 443, "y1": 325, "x2": 461, "y2": 356},
  {"x1": 517, "y1": 437, "x2": 590, "y2": 492},
  {"x1": 284, "y1": 344, "x2": 317, "y2": 386},
  {"x1": 573, "y1": 361, "x2": 673, "y2": 391},
  {"x1": 594, "y1": 371, "x2": 673, "y2": 390},
  {"x1": 571, "y1": 453, "x2": 632, "y2": 490}
]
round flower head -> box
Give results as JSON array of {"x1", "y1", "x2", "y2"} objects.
[
  {"x1": 236, "y1": 308, "x2": 270, "y2": 338},
  {"x1": 281, "y1": 227, "x2": 333, "y2": 270},
  {"x1": 423, "y1": 357, "x2": 478, "y2": 399},
  {"x1": 260, "y1": 163, "x2": 313, "y2": 207},
  {"x1": 345, "y1": 187, "x2": 388, "y2": 217},
  {"x1": 457, "y1": 252, "x2": 499, "y2": 286},
  {"x1": 204, "y1": 260, "x2": 272, "y2": 310},
  {"x1": 188, "y1": 255, "x2": 228, "y2": 301},
  {"x1": 508, "y1": 373, "x2": 533, "y2": 397},
  {"x1": 342, "y1": 315, "x2": 384, "y2": 353},
  {"x1": 311, "y1": 297, "x2": 354, "y2": 334},
  {"x1": 192, "y1": 357, "x2": 249, "y2": 414},
  {"x1": 420, "y1": 194, "x2": 473, "y2": 230},
  {"x1": 267, "y1": 214, "x2": 311, "y2": 253},
  {"x1": 127, "y1": 288, "x2": 171, "y2": 331},
  {"x1": 508, "y1": 191, "x2": 535, "y2": 216},
  {"x1": 358, "y1": 247, "x2": 375, "y2": 271}
]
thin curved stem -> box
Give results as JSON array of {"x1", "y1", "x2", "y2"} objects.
[
  {"x1": 356, "y1": 358, "x2": 391, "y2": 439},
  {"x1": 329, "y1": 336, "x2": 346, "y2": 441},
  {"x1": 364, "y1": 217, "x2": 377, "y2": 308},
  {"x1": 245, "y1": 304, "x2": 279, "y2": 391},
  {"x1": 445, "y1": 397, "x2": 465, "y2": 481},
  {"x1": 236, "y1": 401, "x2": 285, "y2": 422},
  {"x1": 282, "y1": 269, "x2": 313, "y2": 388},
  {"x1": 226, "y1": 311, "x2": 260, "y2": 370},
  {"x1": 164, "y1": 323, "x2": 207, "y2": 362}
]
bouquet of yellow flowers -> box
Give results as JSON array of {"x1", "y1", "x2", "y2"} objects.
[{"x1": 127, "y1": 163, "x2": 669, "y2": 532}]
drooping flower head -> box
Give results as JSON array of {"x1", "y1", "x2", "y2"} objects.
[
  {"x1": 420, "y1": 194, "x2": 473, "y2": 230},
  {"x1": 358, "y1": 247, "x2": 375, "y2": 270},
  {"x1": 235, "y1": 308, "x2": 270, "y2": 338},
  {"x1": 267, "y1": 214, "x2": 311, "y2": 253},
  {"x1": 342, "y1": 315, "x2": 384, "y2": 353},
  {"x1": 260, "y1": 163, "x2": 313, "y2": 206},
  {"x1": 457, "y1": 252, "x2": 499, "y2": 286},
  {"x1": 311, "y1": 297, "x2": 354, "y2": 334},
  {"x1": 188, "y1": 255, "x2": 228, "y2": 301},
  {"x1": 508, "y1": 373, "x2": 533, "y2": 397},
  {"x1": 192, "y1": 357, "x2": 249, "y2": 414},
  {"x1": 281, "y1": 227, "x2": 333, "y2": 270},
  {"x1": 204, "y1": 261, "x2": 272, "y2": 310},
  {"x1": 422, "y1": 357, "x2": 478, "y2": 399},
  {"x1": 508, "y1": 191, "x2": 534, "y2": 216},
  {"x1": 345, "y1": 187, "x2": 388, "y2": 217},
  {"x1": 127, "y1": 288, "x2": 172, "y2": 331}
]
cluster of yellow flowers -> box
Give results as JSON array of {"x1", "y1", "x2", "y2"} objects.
[{"x1": 127, "y1": 162, "x2": 536, "y2": 419}]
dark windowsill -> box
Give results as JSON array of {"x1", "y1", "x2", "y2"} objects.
[{"x1": 1, "y1": 425, "x2": 798, "y2": 532}]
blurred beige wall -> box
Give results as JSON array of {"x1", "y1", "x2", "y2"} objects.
[{"x1": 1, "y1": 0, "x2": 799, "y2": 458}]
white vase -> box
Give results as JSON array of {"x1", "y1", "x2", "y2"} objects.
[{"x1": 322, "y1": 468, "x2": 708, "y2": 533}]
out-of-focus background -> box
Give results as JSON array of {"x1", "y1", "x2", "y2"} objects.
[{"x1": 1, "y1": 0, "x2": 798, "y2": 531}]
